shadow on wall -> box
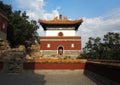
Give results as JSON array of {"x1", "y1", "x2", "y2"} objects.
[
  {"x1": 84, "y1": 60, "x2": 120, "y2": 85},
  {"x1": 23, "y1": 61, "x2": 46, "y2": 85}
]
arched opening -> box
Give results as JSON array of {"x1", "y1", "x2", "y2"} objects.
[
  {"x1": 58, "y1": 32, "x2": 63, "y2": 36},
  {"x1": 58, "y1": 46, "x2": 64, "y2": 55}
]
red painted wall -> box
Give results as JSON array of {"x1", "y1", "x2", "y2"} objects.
[
  {"x1": 0, "y1": 12, "x2": 8, "y2": 33},
  {"x1": 23, "y1": 63, "x2": 85, "y2": 70},
  {"x1": 0, "y1": 61, "x2": 85, "y2": 70},
  {"x1": 40, "y1": 36, "x2": 81, "y2": 50},
  {"x1": 40, "y1": 41, "x2": 81, "y2": 50},
  {"x1": 0, "y1": 20, "x2": 7, "y2": 33}
]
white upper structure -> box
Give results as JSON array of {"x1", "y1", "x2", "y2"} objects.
[
  {"x1": 39, "y1": 14, "x2": 83, "y2": 37},
  {"x1": 46, "y1": 30, "x2": 76, "y2": 36}
]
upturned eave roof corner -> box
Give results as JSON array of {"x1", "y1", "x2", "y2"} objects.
[{"x1": 38, "y1": 15, "x2": 83, "y2": 30}]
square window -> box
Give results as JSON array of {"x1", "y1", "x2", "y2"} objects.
[
  {"x1": 71, "y1": 44, "x2": 74, "y2": 48},
  {"x1": 47, "y1": 44, "x2": 50, "y2": 48},
  {"x1": 3, "y1": 23, "x2": 5, "y2": 29}
]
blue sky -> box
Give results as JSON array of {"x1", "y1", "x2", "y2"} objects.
[
  {"x1": 2, "y1": 0, "x2": 120, "y2": 18},
  {"x1": 1, "y1": 0, "x2": 120, "y2": 47},
  {"x1": 44, "y1": 0, "x2": 120, "y2": 18}
]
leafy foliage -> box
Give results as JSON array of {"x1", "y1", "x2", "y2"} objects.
[
  {"x1": 80, "y1": 32, "x2": 120, "y2": 60},
  {"x1": 0, "y1": 1, "x2": 39, "y2": 47}
]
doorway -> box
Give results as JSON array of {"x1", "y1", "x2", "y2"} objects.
[{"x1": 58, "y1": 46, "x2": 64, "y2": 55}]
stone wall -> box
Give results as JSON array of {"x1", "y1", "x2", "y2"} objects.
[
  {"x1": 0, "y1": 32, "x2": 6, "y2": 40},
  {"x1": 0, "y1": 39, "x2": 10, "y2": 59},
  {"x1": 64, "y1": 50, "x2": 81, "y2": 57},
  {"x1": 3, "y1": 50, "x2": 25, "y2": 73},
  {"x1": 84, "y1": 60, "x2": 120, "y2": 85},
  {"x1": 41, "y1": 50, "x2": 81, "y2": 59}
]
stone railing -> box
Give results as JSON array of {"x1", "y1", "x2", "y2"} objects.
[{"x1": 84, "y1": 59, "x2": 120, "y2": 85}]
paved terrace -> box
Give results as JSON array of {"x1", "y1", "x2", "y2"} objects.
[{"x1": 0, "y1": 70, "x2": 98, "y2": 85}]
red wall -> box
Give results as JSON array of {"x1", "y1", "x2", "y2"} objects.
[
  {"x1": 0, "y1": 16, "x2": 8, "y2": 33},
  {"x1": 40, "y1": 41, "x2": 81, "y2": 50},
  {"x1": 0, "y1": 61, "x2": 85, "y2": 70},
  {"x1": 23, "y1": 63, "x2": 85, "y2": 70}
]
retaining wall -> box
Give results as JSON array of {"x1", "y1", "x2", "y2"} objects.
[
  {"x1": 0, "y1": 59, "x2": 120, "y2": 84},
  {"x1": 84, "y1": 60, "x2": 120, "y2": 84},
  {"x1": 23, "y1": 62, "x2": 85, "y2": 70},
  {"x1": 0, "y1": 60, "x2": 3, "y2": 70}
]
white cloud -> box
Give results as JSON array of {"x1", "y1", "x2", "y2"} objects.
[
  {"x1": 13, "y1": 0, "x2": 120, "y2": 48},
  {"x1": 77, "y1": 9, "x2": 120, "y2": 48},
  {"x1": 15, "y1": 0, "x2": 45, "y2": 10},
  {"x1": 14, "y1": 0, "x2": 60, "y2": 20},
  {"x1": 14, "y1": 0, "x2": 60, "y2": 36},
  {"x1": 27, "y1": 11, "x2": 39, "y2": 20},
  {"x1": 43, "y1": 8, "x2": 59, "y2": 20}
]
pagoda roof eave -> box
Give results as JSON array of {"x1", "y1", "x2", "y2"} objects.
[
  {"x1": 38, "y1": 18, "x2": 83, "y2": 30},
  {"x1": 38, "y1": 19, "x2": 83, "y2": 25},
  {"x1": 40, "y1": 23, "x2": 82, "y2": 31}
]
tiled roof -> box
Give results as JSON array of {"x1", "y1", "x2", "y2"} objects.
[
  {"x1": 38, "y1": 16, "x2": 83, "y2": 30},
  {"x1": 39, "y1": 17, "x2": 83, "y2": 25}
]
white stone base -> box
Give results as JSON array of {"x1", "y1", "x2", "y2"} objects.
[{"x1": 40, "y1": 50, "x2": 81, "y2": 58}]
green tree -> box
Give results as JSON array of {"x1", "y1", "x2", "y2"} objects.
[
  {"x1": 93, "y1": 37, "x2": 101, "y2": 59},
  {"x1": 103, "y1": 32, "x2": 120, "y2": 59},
  {"x1": 82, "y1": 37, "x2": 95, "y2": 59},
  {"x1": 0, "y1": 1, "x2": 12, "y2": 17},
  {"x1": 1, "y1": 1, "x2": 39, "y2": 47},
  {"x1": 81, "y1": 32, "x2": 120, "y2": 60},
  {"x1": 7, "y1": 11, "x2": 39, "y2": 47}
]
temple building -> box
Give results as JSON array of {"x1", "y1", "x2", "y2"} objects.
[
  {"x1": 0, "y1": 9, "x2": 8, "y2": 41},
  {"x1": 38, "y1": 15, "x2": 83, "y2": 58},
  {"x1": 0, "y1": 9, "x2": 9, "y2": 53}
]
